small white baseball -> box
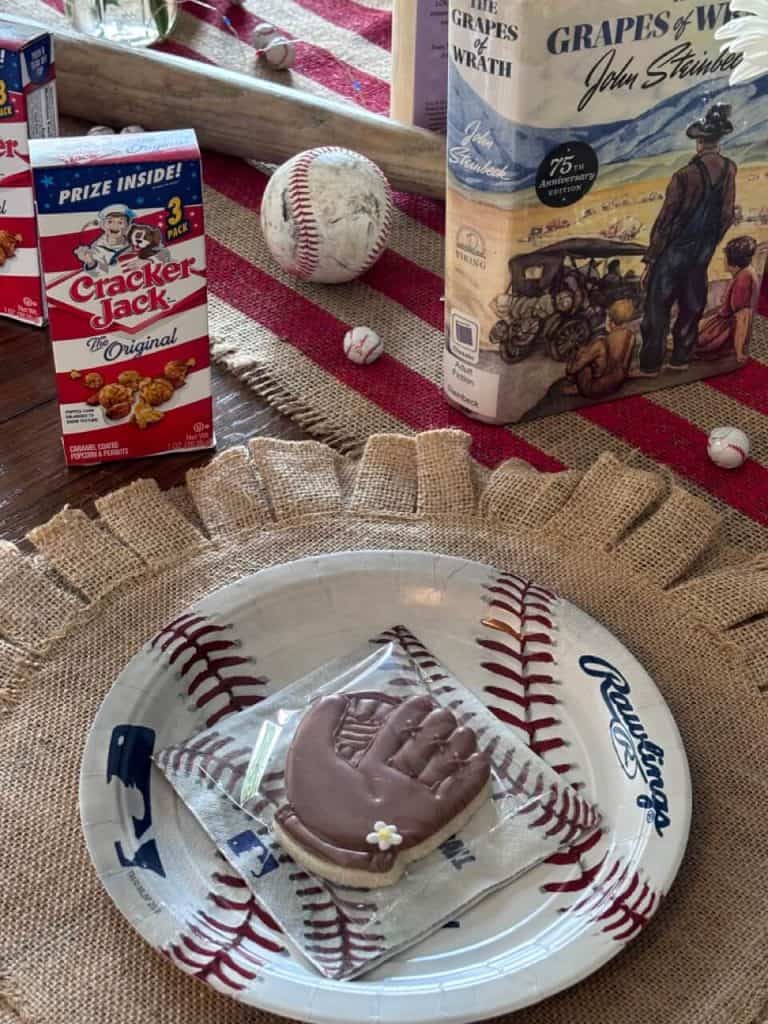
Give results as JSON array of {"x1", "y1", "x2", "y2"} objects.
[
  {"x1": 707, "y1": 426, "x2": 750, "y2": 469},
  {"x1": 252, "y1": 21, "x2": 279, "y2": 49},
  {"x1": 343, "y1": 326, "x2": 383, "y2": 365},
  {"x1": 260, "y1": 147, "x2": 393, "y2": 284},
  {"x1": 87, "y1": 125, "x2": 115, "y2": 136},
  {"x1": 120, "y1": 125, "x2": 145, "y2": 134},
  {"x1": 261, "y1": 37, "x2": 296, "y2": 70}
]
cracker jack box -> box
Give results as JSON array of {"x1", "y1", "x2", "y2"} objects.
[
  {"x1": 0, "y1": 23, "x2": 58, "y2": 326},
  {"x1": 444, "y1": 0, "x2": 768, "y2": 423},
  {"x1": 30, "y1": 129, "x2": 215, "y2": 466}
]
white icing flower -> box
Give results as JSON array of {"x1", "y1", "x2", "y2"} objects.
[
  {"x1": 365, "y1": 821, "x2": 403, "y2": 852},
  {"x1": 716, "y1": 0, "x2": 768, "y2": 83}
]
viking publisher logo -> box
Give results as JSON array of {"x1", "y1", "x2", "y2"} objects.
[
  {"x1": 579, "y1": 654, "x2": 671, "y2": 837},
  {"x1": 456, "y1": 224, "x2": 486, "y2": 268}
]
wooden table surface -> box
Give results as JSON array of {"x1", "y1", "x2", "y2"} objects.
[{"x1": 0, "y1": 317, "x2": 307, "y2": 544}]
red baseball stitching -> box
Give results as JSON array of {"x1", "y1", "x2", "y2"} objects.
[
  {"x1": 290, "y1": 869, "x2": 387, "y2": 978},
  {"x1": 151, "y1": 612, "x2": 268, "y2": 727},
  {"x1": 477, "y1": 573, "x2": 568, "y2": 772},
  {"x1": 356, "y1": 158, "x2": 392, "y2": 276},
  {"x1": 476, "y1": 570, "x2": 663, "y2": 942},
  {"x1": 287, "y1": 147, "x2": 327, "y2": 280},
  {"x1": 166, "y1": 858, "x2": 287, "y2": 992},
  {"x1": 153, "y1": 613, "x2": 284, "y2": 993},
  {"x1": 286, "y1": 146, "x2": 391, "y2": 281},
  {"x1": 492, "y1": 756, "x2": 600, "y2": 847},
  {"x1": 156, "y1": 730, "x2": 250, "y2": 791}
]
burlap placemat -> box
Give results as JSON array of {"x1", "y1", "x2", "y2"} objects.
[{"x1": 1, "y1": 429, "x2": 767, "y2": 1024}]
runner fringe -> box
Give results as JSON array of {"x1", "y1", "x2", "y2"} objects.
[{"x1": 211, "y1": 338, "x2": 367, "y2": 456}]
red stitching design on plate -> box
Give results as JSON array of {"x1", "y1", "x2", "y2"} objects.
[
  {"x1": 290, "y1": 868, "x2": 387, "y2": 979},
  {"x1": 476, "y1": 570, "x2": 662, "y2": 943},
  {"x1": 155, "y1": 730, "x2": 251, "y2": 792},
  {"x1": 477, "y1": 573, "x2": 568, "y2": 770},
  {"x1": 152, "y1": 612, "x2": 268, "y2": 727},
  {"x1": 492, "y1": 757, "x2": 601, "y2": 846},
  {"x1": 373, "y1": 624, "x2": 451, "y2": 684},
  {"x1": 166, "y1": 858, "x2": 286, "y2": 992},
  {"x1": 557, "y1": 858, "x2": 661, "y2": 941}
]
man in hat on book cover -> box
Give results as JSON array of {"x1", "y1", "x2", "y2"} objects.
[{"x1": 635, "y1": 104, "x2": 736, "y2": 376}]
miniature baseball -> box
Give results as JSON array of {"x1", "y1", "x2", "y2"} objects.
[
  {"x1": 261, "y1": 37, "x2": 295, "y2": 70},
  {"x1": 252, "y1": 21, "x2": 279, "y2": 49},
  {"x1": 87, "y1": 125, "x2": 115, "y2": 136},
  {"x1": 260, "y1": 147, "x2": 393, "y2": 284},
  {"x1": 120, "y1": 125, "x2": 145, "y2": 134},
  {"x1": 707, "y1": 426, "x2": 750, "y2": 469},
  {"x1": 343, "y1": 326, "x2": 383, "y2": 365}
]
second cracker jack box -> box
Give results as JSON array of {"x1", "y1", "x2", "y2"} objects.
[
  {"x1": 30, "y1": 129, "x2": 215, "y2": 466},
  {"x1": 0, "y1": 21, "x2": 58, "y2": 326}
]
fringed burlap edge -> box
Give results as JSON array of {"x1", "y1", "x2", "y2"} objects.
[
  {"x1": 1, "y1": 429, "x2": 764, "y2": 706},
  {"x1": 211, "y1": 337, "x2": 367, "y2": 455}
]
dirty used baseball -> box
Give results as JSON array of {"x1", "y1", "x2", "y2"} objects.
[
  {"x1": 260, "y1": 146, "x2": 393, "y2": 284},
  {"x1": 707, "y1": 426, "x2": 750, "y2": 469},
  {"x1": 343, "y1": 326, "x2": 383, "y2": 365},
  {"x1": 120, "y1": 125, "x2": 145, "y2": 134},
  {"x1": 252, "y1": 21, "x2": 279, "y2": 49},
  {"x1": 261, "y1": 37, "x2": 296, "y2": 70},
  {"x1": 87, "y1": 125, "x2": 115, "y2": 136}
]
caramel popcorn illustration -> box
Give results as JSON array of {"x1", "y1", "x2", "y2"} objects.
[
  {"x1": 69, "y1": 370, "x2": 82, "y2": 380},
  {"x1": 131, "y1": 399, "x2": 164, "y2": 430},
  {"x1": 0, "y1": 229, "x2": 21, "y2": 266},
  {"x1": 84, "y1": 371, "x2": 104, "y2": 390},
  {"x1": 139, "y1": 377, "x2": 174, "y2": 407},
  {"x1": 117, "y1": 369, "x2": 142, "y2": 391},
  {"x1": 106, "y1": 402, "x2": 132, "y2": 420},
  {"x1": 98, "y1": 382, "x2": 133, "y2": 419},
  {"x1": 163, "y1": 357, "x2": 196, "y2": 388}
]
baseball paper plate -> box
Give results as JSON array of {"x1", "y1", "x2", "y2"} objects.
[{"x1": 80, "y1": 551, "x2": 691, "y2": 1024}]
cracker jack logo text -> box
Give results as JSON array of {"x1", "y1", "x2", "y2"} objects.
[
  {"x1": 70, "y1": 258, "x2": 197, "y2": 331},
  {"x1": 579, "y1": 655, "x2": 671, "y2": 837}
]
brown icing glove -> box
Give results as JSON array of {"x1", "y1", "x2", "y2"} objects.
[{"x1": 275, "y1": 691, "x2": 490, "y2": 873}]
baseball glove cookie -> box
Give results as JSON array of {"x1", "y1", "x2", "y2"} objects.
[{"x1": 273, "y1": 691, "x2": 491, "y2": 888}]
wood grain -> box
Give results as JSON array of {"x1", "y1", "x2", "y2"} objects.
[
  {"x1": 7, "y1": 14, "x2": 446, "y2": 198},
  {"x1": 0, "y1": 319, "x2": 307, "y2": 545}
]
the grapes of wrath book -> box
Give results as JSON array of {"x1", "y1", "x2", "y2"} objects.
[{"x1": 444, "y1": 0, "x2": 768, "y2": 422}]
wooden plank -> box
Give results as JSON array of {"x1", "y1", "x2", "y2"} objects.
[
  {"x1": 7, "y1": 14, "x2": 446, "y2": 198},
  {"x1": 0, "y1": 323, "x2": 56, "y2": 424}
]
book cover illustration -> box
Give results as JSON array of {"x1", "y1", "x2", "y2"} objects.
[{"x1": 444, "y1": 0, "x2": 768, "y2": 423}]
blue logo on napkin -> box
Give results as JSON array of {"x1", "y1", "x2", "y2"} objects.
[{"x1": 227, "y1": 830, "x2": 279, "y2": 877}]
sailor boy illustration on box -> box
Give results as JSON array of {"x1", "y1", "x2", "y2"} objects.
[{"x1": 74, "y1": 203, "x2": 169, "y2": 275}]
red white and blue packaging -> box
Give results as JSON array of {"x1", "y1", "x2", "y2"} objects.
[
  {"x1": 0, "y1": 23, "x2": 58, "y2": 326},
  {"x1": 30, "y1": 129, "x2": 215, "y2": 466}
]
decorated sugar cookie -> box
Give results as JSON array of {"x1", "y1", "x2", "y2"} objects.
[{"x1": 273, "y1": 691, "x2": 492, "y2": 888}]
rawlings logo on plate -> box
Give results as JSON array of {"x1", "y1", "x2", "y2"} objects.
[{"x1": 580, "y1": 655, "x2": 671, "y2": 837}]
